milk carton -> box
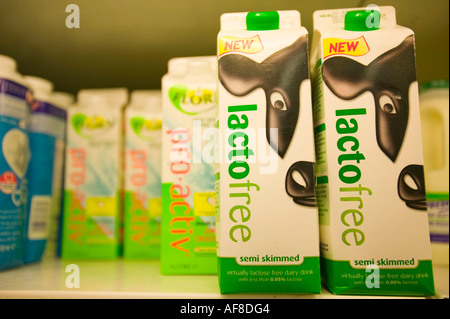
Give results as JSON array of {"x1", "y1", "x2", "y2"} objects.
[
  {"x1": 419, "y1": 81, "x2": 449, "y2": 267},
  {"x1": 217, "y1": 11, "x2": 321, "y2": 294},
  {"x1": 47, "y1": 91, "x2": 75, "y2": 258},
  {"x1": 23, "y1": 75, "x2": 66, "y2": 263},
  {"x1": 161, "y1": 56, "x2": 217, "y2": 274},
  {"x1": 123, "y1": 90, "x2": 162, "y2": 259},
  {"x1": 0, "y1": 55, "x2": 31, "y2": 270},
  {"x1": 61, "y1": 88, "x2": 128, "y2": 259},
  {"x1": 310, "y1": 6, "x2": 435, "y2": 295}
]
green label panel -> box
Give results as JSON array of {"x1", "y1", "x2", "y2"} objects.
[
  {"x1": 160, "y1": 183, "x2": 217, "y2": 275},
  {"x1": 426, "y1": 192, "x2": 449, "y2": 201},
  {"x1": 123, "y1": 191, "x2": 161, "y2": 259},
  {"x1": 218, "y1": 257, "x2": 321, "y2": 294},
  {"x1": 321, "y1": 258, "x2": 435, "y2": 296},
  {"x1": 61, "y1": 190, "x2": 120, "y2": 259}
]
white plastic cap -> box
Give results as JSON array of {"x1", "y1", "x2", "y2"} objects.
[
  {"x1": 0, "y1": 54, "x2": 27, "y2": 86},
  {"x1": 130, "y1": 90, "x2": 161, "y2": 112},
  {"x1": 51, "y1": 91, "x2": 76, "y2": 108},
  {"x1": 24, "y1": 75, "x2": 54, "y2": 101},
  {"x1": 168, "y1": 56, "x2": 216, "y2": 78},
  {"x1": 77, "y1": 92, "x2": 109, "y2": 108},
  {"x1": 0, "y1": 54, "x2": 17, "y2": 73},
  {"x1": 77, "y1": 87, "x2": 129, "y2": 109},
  {"x1": 187, "y1": 59, "x2": 214, "y2": 76},
  {"x1": 168, "y1": 58, "x2": 187, "y2": 77}
]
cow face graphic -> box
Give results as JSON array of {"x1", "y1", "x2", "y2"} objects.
[
  {"x1": 323, "y1": 35, "x2": 426, "y2": 210},
  {"x1": 322, "y1": 35, "x2": 416, "y2": 162},
  {"x1": 219, "y1": 35, "x2": 316, "y2": 207},
  {"x1": 398, "y1": 164, "x2": 427, "y2": 211},
  {"x1": 219, "y1": 35, "x2": 309, "y2": 158},
  {"x1": 285, "y1": 161, "x2": 316, "y2": 207}
]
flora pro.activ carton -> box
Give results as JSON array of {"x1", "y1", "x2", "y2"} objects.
[
  {"x1": 216, "y1": 11, "x2": 321, "y2": 294},
  {"x1": 161, "y1": 56, "x2": 217, "y2": 274},
  {"x1": 62, "y1": 88, "x2": 128, "y2": 259},
  {"x1": 123, "y1": 90, "x2": 162, "y2": 259},
  {"x1": 310, "y1": 6, "x2": 435, "y2": 296}
]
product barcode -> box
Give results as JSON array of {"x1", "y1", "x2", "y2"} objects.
[
  {"x1": 28, "y1": 195, "x2": 51, "y2": 240},
  {"x1": 31, "y1": 221, "x2": 47, "y2": 230}
]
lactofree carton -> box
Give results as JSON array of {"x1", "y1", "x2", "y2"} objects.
[
  {"x1": 217, "y1": 11, "x2": 321, "y2": 294},
  {"x1": 310, "y1": 6, "x2": 435, "y2": 296},
  {"x1": 62, "y1": 88, "x2": 128, "y2": 259},
  {"x1": 161, "y1": 56, "x2": 217, "y2": 274},
  {"x1": 123, "y1": 90, "x2": 162, "y2": 259}
]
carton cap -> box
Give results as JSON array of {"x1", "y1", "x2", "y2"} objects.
[
  {"x1": 420, "y1": 80, "x2": 449, "y2": 92},
  {"x1": 24, "y1": 75, "x2": 54, "y2": 100},
  {"x1": 313, "y1": 7, "x2": 397, "y2": 31},
  {"x1": 77, "y1": 88, "x2": 128, "y2": 109},
  {"x1": 78, "y1": 93, "x2": 109, "y2": 108},
  {"x1": 0, "y1": 54, "x2": 17, "y2": 72},
  {"x1": 51, "y1": 91, "x2": 76, "y2": 108},
  {"x1": 187, "y1": 59, "x2": 213, "y2": 75},
  {"x1": 221, "y1": 10, "x2": 300, "y2": 31},
  {"x1": 0, "y1": 55, "x2": 32, "y2": 88},
  {"x1": 246, "y1": 11, "x2": 280, "y2": 30},
  {"x1": 168, "y1": 56, "x2": 216, "y2": 78},
  {"x1": 344, "y1": 9, "x2": 380, "y2": 31},
  {"x1": 130, "y1": 90, "x2": 161, "y2": 112}
]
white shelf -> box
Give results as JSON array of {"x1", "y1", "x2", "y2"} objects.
[{"x1": 0, "y1": 258, "x2": 447, "y2": 299}]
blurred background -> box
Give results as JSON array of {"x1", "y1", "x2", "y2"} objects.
[{"x1": 0, "y1": 0, "x2": 448, "y2": 94}]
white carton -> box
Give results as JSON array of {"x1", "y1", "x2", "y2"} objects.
[
  {"x1": 0, "y1": 54, "x2": 31, "y2": 270},
  {"x1": 161, "y1": 56, "x2": 217, "y2": 274},
  {"x1": 419, "y1": 81, "x2": 449, "y2": 267},
  {"x1": 62, "y1": 88, "x2": 128, "y2": 259},
  {"x1": 217, "y1": 10, "x2": 321, "y2": 294},
  {"x1": 310, "y1": 6, "x2": 435, "y2": 296},
  {"x1": 23, "y1": 75, "x2": 66, "y2": 263},
  {"x1": 123, "y1": 90, "x2": 162, "y2": 259}
]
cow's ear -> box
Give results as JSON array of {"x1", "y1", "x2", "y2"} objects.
[
  {"x1": 264, "y1": 35, "x2": 309, "y2": 77},
  {"x1": 219, "y1": 54, "x2": 262, "y2": 96},
  {"x1": 322, "y1": 57, "x2": 370, "y2": 99},
  {"x1": 370, "y1": 35, "x2": 416, "y2": 85}
]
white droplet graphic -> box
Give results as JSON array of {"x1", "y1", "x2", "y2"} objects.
[{"x1": 2, "y1": 129, "x2": 30, "y2": 178}]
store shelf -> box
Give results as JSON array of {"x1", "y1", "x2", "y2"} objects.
[
  {"x1": 0, "y1": 258, "x2": 447, "y2": 299},
  {"x1": 432, "y1": 265, "x2": 449, "y2": 299}
]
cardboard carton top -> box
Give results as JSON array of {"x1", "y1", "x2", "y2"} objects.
[
  {"x1": 220, "y1": 10, "x2": 301, "y2": 31},
  {"x1": 165, "y1": 56, "x2": 216, "y2": 79},
  {"x1": 313, "y1": 6, "x2": 397, "y2": 32},
  {"x1": 127, "y1": 90, "x2": 161, "y2": 112},
  {"x1": 77, "y1": 87, "x2": 129, "y2": 109}
]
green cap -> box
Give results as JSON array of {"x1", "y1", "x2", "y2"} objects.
[
  {"x1": 420, "y1": 80, "x2": 449, "y2": 92},
  {"x1": 344, "y1": 10, "x2": 380, "y2": 31},
  {"x1": 246, "y1": 11, "x2": 280, "y2": 31}
]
